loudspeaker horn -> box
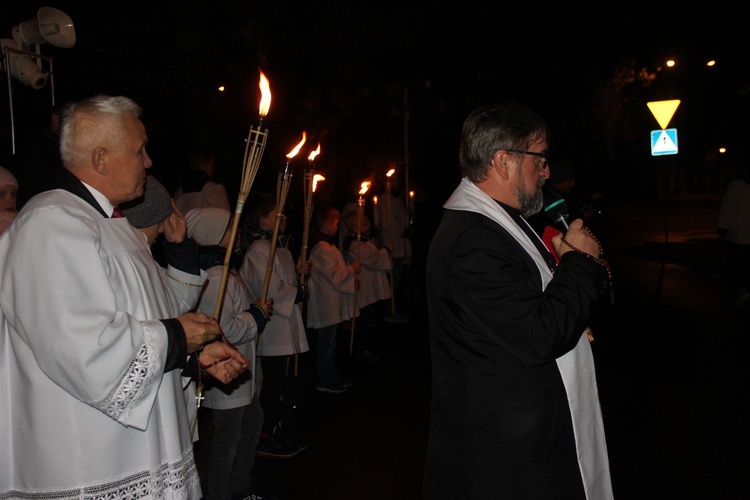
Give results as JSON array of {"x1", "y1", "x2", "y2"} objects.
[
  {"x1": 0, "y1": 39, "x2": 48, "y2": 89},
  {"x1": 12, "y1": 7, "x2": 76, "y2": 48}
]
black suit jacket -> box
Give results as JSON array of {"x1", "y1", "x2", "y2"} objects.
[{"x1": 422, "y1": 208, "x2": 607, "y2": 499}]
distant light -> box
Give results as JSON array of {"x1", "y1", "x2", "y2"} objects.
[
  {"x1": 719, "y1": 147, "x2": 727, "y2": 154},
  {"x1": 706, "y1": 60, "x2": 716, "y2": 67},
  {"x1": 666, "y1": 59, "x2": 676, "y2": 68},
  {"x1": 218, "y1": 86, "x2": 225, "y2": 92}
]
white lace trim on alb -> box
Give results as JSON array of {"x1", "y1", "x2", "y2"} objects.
[
  {"x1": 91, "y1": 324, "x2": 162, "y2": 421},
  {"x1": 1, "y1": 447, "x2": 199, "y2": 499}
]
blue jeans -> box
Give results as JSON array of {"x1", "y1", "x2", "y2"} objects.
[
  {"x1": 206, "y1": 398, "x2": 263, "y2": 500},
  {"x1": 316, "y1": 324, "x2": 339, "y2": 385}
]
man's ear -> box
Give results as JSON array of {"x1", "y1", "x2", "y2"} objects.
[
  {"x1": 92, "y1": 147, "x2": 108, "y2": 175},
  {"x1": 492, "y1": 150, "x2": 511, "y2": 181}
]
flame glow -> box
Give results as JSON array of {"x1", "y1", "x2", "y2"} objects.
[
  {"x1": 409, "y1": 190, "x2": 414, "y2": 199},
  {"x1": 386, "y1": 168, "x2": 395, "y2": 177},
  {"x1": 308, "y1": 143, "x2": 321, "y2": 162},
  {"x1": 373, "y1": 195, "x2": 378, "y2": 205},
  {"x1": 359, "y1": 181, "x2": 371, "y2": 196},
  {"x1": 286, "y1": 131, "x2": 307, "y2": 159},
  {"x1": 259, "y1": 71, "x2": 271, "y2": 117},
  {"x1": 312, "y1": 174, "x2": 325, "y2": 192}
]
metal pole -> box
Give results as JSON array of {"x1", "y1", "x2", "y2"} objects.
[
  {"x1": 403, "y1": 88, "x2": 410, "y2": 217},
  {"x1": 3, "y1": 45, "x2": 17, "y2": 155}
]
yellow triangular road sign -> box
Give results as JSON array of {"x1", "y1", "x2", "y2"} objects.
[{"x1": 647, "y1": 99, "x2": 681, "y2": 129}]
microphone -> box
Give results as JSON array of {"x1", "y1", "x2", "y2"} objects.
[{"x1": 543, "y1": 191, "x2": 570, "y2": 230}]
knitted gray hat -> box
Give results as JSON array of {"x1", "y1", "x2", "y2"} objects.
[{"x1": 121, "y1": 175, "x2": 173, "y2": 228}]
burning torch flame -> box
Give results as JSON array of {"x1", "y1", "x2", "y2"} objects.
[
  {"x1": 286, "y1": 131, "x2": 307, "y2": 159},
  {"x1": 308, "y1": 143, "x2": 321, "y2": 162},
  {"x1": 312, "y1": 174, "x2": 325, "y2": 192},
  {"x1": 409, "y1": 190, "x2": 415, "y2": 199},
  {"x1": 258, "y1": 71, "x2": 271, "y2": 117},
  {"x1": 359, "y1": 181, "x2": 371, "y2": 196},
  {"x1": 386, "y1": 168, "x2": 395, "y2": 178},
  {"x1": 373, "y1": 195, "x2": 378, "y2": 205}
]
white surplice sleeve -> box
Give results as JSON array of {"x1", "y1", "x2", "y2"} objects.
[{"x1": 2, "y1": 202, "x2": 172, "y2": 429}]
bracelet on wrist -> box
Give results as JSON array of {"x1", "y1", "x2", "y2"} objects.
[{"x1": 198, "y1": 351, "x2": 215, "y2": 370}]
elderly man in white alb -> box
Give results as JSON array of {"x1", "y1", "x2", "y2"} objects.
[{"x1": 0, "y1": 95, "x2": 248, "y2": 499}]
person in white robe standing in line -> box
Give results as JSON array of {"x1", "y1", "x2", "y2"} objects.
[
  {"x1": 185, "y1": 206, "x2": 274, "y2": 500},
  {"x1": 239, "y1": 191, "x2": 311, "y2": 457},
  {"x1": 121, "y1": 173, "x2": 209, "y2": 443},
  {"x1": 342, "y1": 209, "x2": 391, "y2": 362},
  {"x1": 0, "y1": 94, "x2": 248, "y2": 499}
]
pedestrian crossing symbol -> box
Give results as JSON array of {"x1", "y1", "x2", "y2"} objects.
[{"x1": 650, "y1": 128, "x2": 678, "y2": 156}]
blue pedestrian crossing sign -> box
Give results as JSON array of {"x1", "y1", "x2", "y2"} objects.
[{"x1": 650, "y1": 128, "x2": 678, "y2": 156}]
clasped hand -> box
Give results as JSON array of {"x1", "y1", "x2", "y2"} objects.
[
  {"x1": 179, "y1": 311, "x2": 250, "y2": 383},
  {"x1": 199, "y1": 340, "x2": 250, "y2": 384},
  {"x1": 180, "y1": 312, "x2": 221, "y2": 353}
]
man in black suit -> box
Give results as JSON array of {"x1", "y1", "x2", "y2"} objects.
[{"x1": 422, "y1": 102, "x2": 614, "y2": 499}]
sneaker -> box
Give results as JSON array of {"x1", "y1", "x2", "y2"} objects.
[
  {"x1": 355, "y1": 349, "x2": 380, "y2": 364},
  {"x1": 235, "y1": 488, "x2": 280, "y2": 500},
  {"x1": 340, "y1": 378, "x2": 353, "y2": 388},
  {"x1": 317, "y1": 381, "x2": 346, "y2": 393},
  {"x1": 255, "y1": 433, "x2": 300, "y2": 458},
  {"x1": 384, "y1": 312, "x2": 410, "y2": 323},
  {"x1": 274, "y1": 424, "x2": 308, "y2": 453},
  {"x1": 240, "y1": 494, "x2": 278, "y2": 500}
]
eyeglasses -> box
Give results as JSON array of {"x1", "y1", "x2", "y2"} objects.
[{"x1": 506, "y1": 149, "x2": 549, "y2": 169}]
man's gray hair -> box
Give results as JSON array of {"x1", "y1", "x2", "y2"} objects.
[
  {"x1": 59, "y1": 95, "x2": 142, "y2": 168},
  {"x1": 459, "y1": 102, "x2": 549, "y2": 184}
]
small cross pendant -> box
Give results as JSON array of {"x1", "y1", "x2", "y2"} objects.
[{"x1": 195, "y1": 386, "x2": 205, "y2": 408}]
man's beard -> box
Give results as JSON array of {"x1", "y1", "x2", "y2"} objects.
[{"x1": 516, "y1": 175, "x2": 545, "y2": 218}]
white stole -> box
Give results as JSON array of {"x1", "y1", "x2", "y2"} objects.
[{"x1": 443, "y1": 178, "x2": 613, "y2": 500}]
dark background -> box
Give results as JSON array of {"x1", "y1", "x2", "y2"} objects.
[
  {"x1": 2, "y1": 2, "x2": 749, "y2": 213},
  {"x1": 2, "y1": 4, "x2": 749, "y2": 498}
]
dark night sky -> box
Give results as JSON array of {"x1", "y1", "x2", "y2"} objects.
[{"x1": 1, "y1": 2, "x2": 748, "y2": 208}]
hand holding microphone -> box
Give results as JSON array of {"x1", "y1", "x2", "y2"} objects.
[
  {"x1": 552, "y1": 218, "x2": 601, "y2": 259},
  {"x1": 543, "y1": 191, "x2": 599, "y2": 259},
  {"x1": 544, "y1": 191, "x2": 614, "y2": 303}
]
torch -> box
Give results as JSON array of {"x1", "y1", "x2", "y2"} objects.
[
  {"x1": 385, "y1": 168, "x2": 396, "y2": 315},
  {"x1": 299, "y1": 142, "x2": 323, "y2": 295},
  {"x1": 283, "y1": 144, "x2": 323, "y2": 376},
  {"x1": 213, "y1": 70, "x2": 271, "y2": 322},
  {"x1": 372, "y1": 195, "x2": 380, "y2": 231},
  {"x1": 260, "y1": 132, "x2": 307, "y2": 303},
  {"x1": 194, "y1": 70, "x2": 271, "y2": 440},
  {"x1": 350, "y1": 180, "x2": 371, "y2": 354}
]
